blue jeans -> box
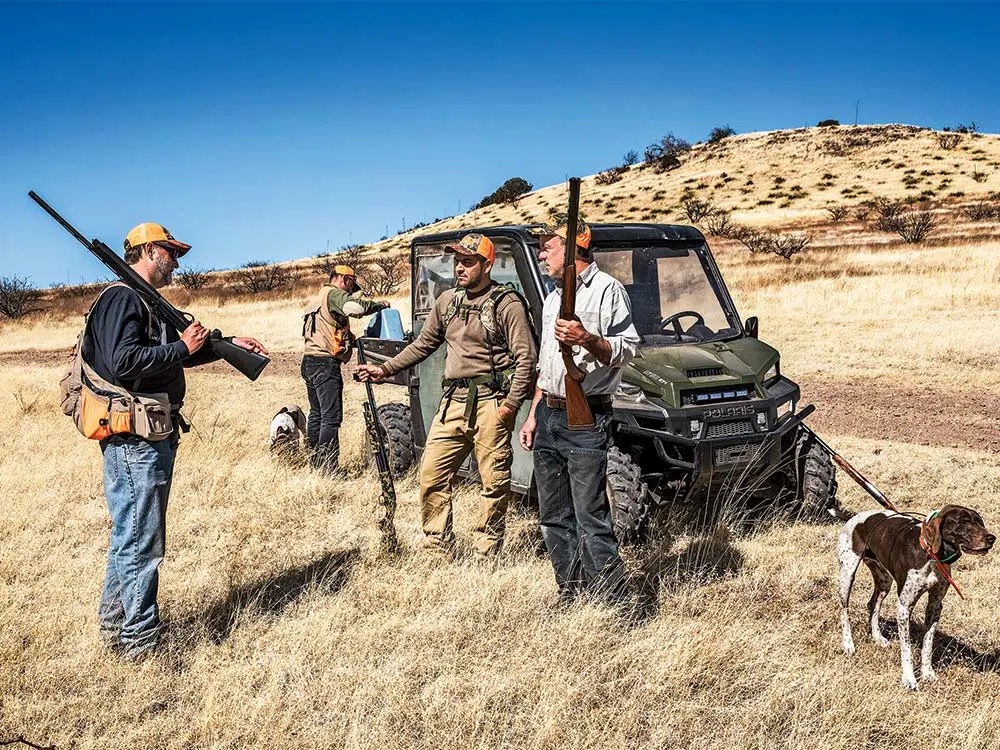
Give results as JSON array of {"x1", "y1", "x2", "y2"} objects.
[
  {"x1": 532, "y1": 402, "x2": 627, "y2": 602},
  {"x1": 301, "y1": 356, "x2": 343, "y2": 472},
  {"x1": 99, "y1": 433, "x2": 176, "y2": 658}
]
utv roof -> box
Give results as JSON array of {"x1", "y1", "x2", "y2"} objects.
[{"x1": 411, "y1": 223, "x2": 707, "y2": 247}]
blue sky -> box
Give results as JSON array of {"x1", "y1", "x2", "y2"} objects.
[{"x1": 2, "y1": 1, "x2": 998, "y2": 286}]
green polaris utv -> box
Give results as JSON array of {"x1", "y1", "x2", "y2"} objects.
[{"x1": 360, "y1": 223, "x2": 840, "y2": 543}]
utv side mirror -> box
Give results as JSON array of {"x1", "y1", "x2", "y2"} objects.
[{"x1": 745, "y1": 316, "x2": 759, "y2": 338}]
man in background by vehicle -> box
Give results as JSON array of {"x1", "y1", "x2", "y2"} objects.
[
  {"x1": 518, "y1": 218, "x2": 640, "y2": 606},
  {"x1": 356, "y1": 234, "x2": 537, "y2": 560},
  {"x1": 301, "y1": 264, "x2": 388, "y2": 473},
  {"x1": 85, "y1": 222, "x2": 267, "y2": 659}
]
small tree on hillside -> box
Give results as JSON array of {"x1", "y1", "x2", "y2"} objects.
[
  {"x1": 365, "y1": 254, "x2": 405, "y2": 296},
  {"x1": 0, "y1": 276, "x2": 43, "y2": 319},
  {"x1": 622, "y1": 149, "x2": 639, "y2": 167},
  {"x1": 643, "y1": 132, "x2": 691, "y2": 173},
  {"x1": 896, "y1": 211, "x2": 936, "y2": 243},
  {"x1": 175, "y1": 268, "x2": 211, "y2": 290},
  {"x1": 474, "y1": 177, "x2": 533, "y2": 210},
  {"x1": 237, "y1": 262, "x2": 291, "y2": 293},
  {"x1": 708, "y1": 125, "x2": 736, "y2": 143}
]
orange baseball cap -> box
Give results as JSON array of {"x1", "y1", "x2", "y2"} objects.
[
  {"x1": 531, "y1": 216, "x2": 592, "y2": 250},
  {"x1": 333, "y1": 264, "x2": 356, "y2": 277},
  {"x1": 124, "y1": 222, "x2": 191, "y2": 257},
  {"x1": 444, "y1": 233, "x2": 495, "y2": 264}
]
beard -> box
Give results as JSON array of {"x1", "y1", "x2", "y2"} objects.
[{"x1": 151, "y1": 257, "x2": 174, "y2": 288}]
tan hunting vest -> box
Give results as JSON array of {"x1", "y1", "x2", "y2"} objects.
[{"x1": 302, "y1": 285, "x2": 352, "y2": 360}]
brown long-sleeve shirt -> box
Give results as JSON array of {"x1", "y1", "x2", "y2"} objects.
[{"x1": 380, "y1": 283, "x2": 537, "y2": 412}]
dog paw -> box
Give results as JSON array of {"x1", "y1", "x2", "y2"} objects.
[
  {"x1": 841, "y1": 637, "x2": 855, "y2": 656},
  {"x1": 901, "y1": 675, "x2": 919, "y2": 691},
  {"x1": 874, "y1": 636, "x2": 890, "y2": 648},
  {"x1": 921, "y1": 669, "x2": 939, "y2": 682}
]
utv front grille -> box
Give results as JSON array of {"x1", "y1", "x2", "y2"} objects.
[
  {"x1": 687, "y1": 367, "x2": 724, "y2": 378},
  {"x1": 715, "y1": 444, "x2": 759, "y2": 465},
  {"x1": 681, "y1": 386, "x2": 754, "y2": 406},
  {"x1": 706, "y1": 419, "x2": 754, "y2": 438}
]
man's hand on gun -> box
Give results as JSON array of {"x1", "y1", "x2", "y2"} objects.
[
  {"x1": 182, "y1": 323, "x2": 269, "y2": 357},
  {"x1": 554, "y1": 318, "x2": 594, "y2": 347},
  {"x1": 181, "y1": 321, "x2": 210, "y2": 354},
  {"x1": 355, "y1": 364, "x2": 386, "y2": 383},
  {"x1": 231, "y1": 337, "x2": 269, "y2": 355}
]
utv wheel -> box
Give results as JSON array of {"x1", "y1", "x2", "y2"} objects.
[
  {"x1": 372, "y1": 403, "x2": 416, "y2": 477},
  {"x1": 797, "y1": 430, "x2": 839, "y2": 521},
  {"x1": 606, "y1": 447, "x2": 656, "y2": 544}
]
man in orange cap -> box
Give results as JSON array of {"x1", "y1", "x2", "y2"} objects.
[
  {"x1": 356, "y1": 233, "x2": 536, "y2": 560},
  {"x1": 301, "y1": 263, "x2": 388, "y2": 473},
  {"x1": 520, "y1": 216, "x2": 639, "y2": 607},
  {"x1": 84, "y1": 222, "x2": 267, "y2": 660}
]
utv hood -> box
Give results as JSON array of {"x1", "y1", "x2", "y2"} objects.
[{"x1": 623, "y1": 338, "x2": 779, "y2": 408}]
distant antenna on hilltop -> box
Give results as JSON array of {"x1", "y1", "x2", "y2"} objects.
[{"x1": 855, "y1": 99, "x2": 860, "y2": 126}]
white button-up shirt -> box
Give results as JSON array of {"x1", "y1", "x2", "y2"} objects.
[{"x1": 537, "y1": 262, "x2": 640, "y2": 397}]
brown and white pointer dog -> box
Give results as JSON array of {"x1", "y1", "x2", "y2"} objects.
[
  {"x1": 838, "y1": 504, "x2": 995, "y2": 689},
  {"x1": 269, "y1": 405, "x2": 307, "y2": 457}
]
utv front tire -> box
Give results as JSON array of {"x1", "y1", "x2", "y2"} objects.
[
  {"x1": 797, "y1": 430, "x2": 839, "y2": 521},
  {"x1": 606, "y1": 447, "x2": 656, "y2": 544},
  {"x1": 372, "y1": 403, "x2": 416, "y2": 477}
]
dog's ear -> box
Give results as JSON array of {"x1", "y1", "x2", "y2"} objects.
[
  {"x1": 291, "y1": 406, "x2": 307, "y2": 433},
  {"x1": 276, "y1": 406, "x2": 290, "y2": 417},
  {"x1": 921, "y1": 511, "x2": 943, "y2": 555}
]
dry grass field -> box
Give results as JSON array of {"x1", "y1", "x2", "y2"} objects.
[{"x1": 3, "y1": 125, "x2": 1000, "y2": 749}]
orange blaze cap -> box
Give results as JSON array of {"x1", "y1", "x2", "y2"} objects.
[{"x1": 124, "y1": 222, "x2": 191, "y2": 257}]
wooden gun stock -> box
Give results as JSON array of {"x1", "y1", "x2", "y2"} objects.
[{"x1": 559, "y1": 177, "x2": 594, "y2": 431}]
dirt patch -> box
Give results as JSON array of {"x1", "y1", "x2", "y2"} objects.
[{"x1": 801, "y1": 376, "x2": 1000, "y2": 454}]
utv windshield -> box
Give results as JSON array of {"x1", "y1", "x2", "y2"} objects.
[{"x1": 593, "y1": 244, "x2": 741, "y2": 344}]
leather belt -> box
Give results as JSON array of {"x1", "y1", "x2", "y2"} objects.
[{"x1": 543, "y1": 393, "x2": 613, "y2": 411}]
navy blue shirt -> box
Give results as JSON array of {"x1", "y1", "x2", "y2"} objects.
[{"x1": 81, "y1": 285, "x2": 218, "y2": 406}]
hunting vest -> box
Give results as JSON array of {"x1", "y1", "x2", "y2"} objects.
[{"x1": 302, "y1": 285, "x2": 353, "y2": 360}]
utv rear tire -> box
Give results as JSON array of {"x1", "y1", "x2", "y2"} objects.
[
  {"x1": 798, "y1": 431, "x2": 839, "y2": 521},
  {"x1": 606, "y1": 447, "x2": 656, "y2": 544},
  {"x1": 373, "y1": 403, "x2": 416, "y2": 477}
]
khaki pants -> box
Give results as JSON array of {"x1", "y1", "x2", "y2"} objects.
[{"x1": 419, "y1": 395, "x2": 513, "y2": 557}]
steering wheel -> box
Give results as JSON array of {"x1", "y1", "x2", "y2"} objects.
[{"x1": 659, "y1": 310, "x2": 705, "y2": 338}]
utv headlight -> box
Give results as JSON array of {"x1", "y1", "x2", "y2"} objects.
[
  {"x1": 776, "y1": 399, "x2": 795, "y2": 420},
  {"x1": 615, "y1": 382, "x2": 648, "y2": 404},
  {"x1": 763, "y1": 361, "x2": 779, "y2": 384}
]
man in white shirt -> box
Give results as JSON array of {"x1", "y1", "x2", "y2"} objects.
[{"x1": 518, "y1": 218, "x2": 640, "y2": 605}]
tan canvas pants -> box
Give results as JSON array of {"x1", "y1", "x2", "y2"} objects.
[{"x1": 419, "y1": 395, "x2": 513, "y2": 557}]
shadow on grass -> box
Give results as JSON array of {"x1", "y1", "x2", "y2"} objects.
[
  {"x1": 178, "y1": 548, "x2": 360, "y2": 647},
  {"x1": 873, "y1": 619, "x2": 1000, "y2": 673},
  {"x1": 629, "y1": 530, "x2": 745, "y2": 614}
]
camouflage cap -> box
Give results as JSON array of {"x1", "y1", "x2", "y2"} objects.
[
  {"x1": 444, "y1": 233, "x2": 495, "y2": 264},
  {"x1": 530, "y1": 213, "x2": 592, "y2": 250}
]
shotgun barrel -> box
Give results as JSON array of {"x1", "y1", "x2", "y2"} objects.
[
  {"x1": 29, "y1": 191, "x2": 269, "y2": 381},
  {"x1": 355, "y1": 338, "x2": 400, "y2": 551}
]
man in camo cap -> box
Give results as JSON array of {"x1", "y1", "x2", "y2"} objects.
[{"x1": 357, "y1": 233, "x2": 537, "y2": 560}]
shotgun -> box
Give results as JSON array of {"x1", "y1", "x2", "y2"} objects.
[
  {"x1": 560, "y1": 177, "x2": 595, "y2": 430},
  {"x1": 29, "y1": 191, "x2": 269, "y2": 381},
  {"x1": 800, "y1": 424, "x2": 899, "y2": 513},
  {"x1": 355, "y1": 338, "x2": 400, "y2": 552}
]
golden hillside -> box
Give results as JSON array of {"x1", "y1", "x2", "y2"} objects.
[{"x1": 362, "y1": 123, "x2": 1000, "y2": 257}]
